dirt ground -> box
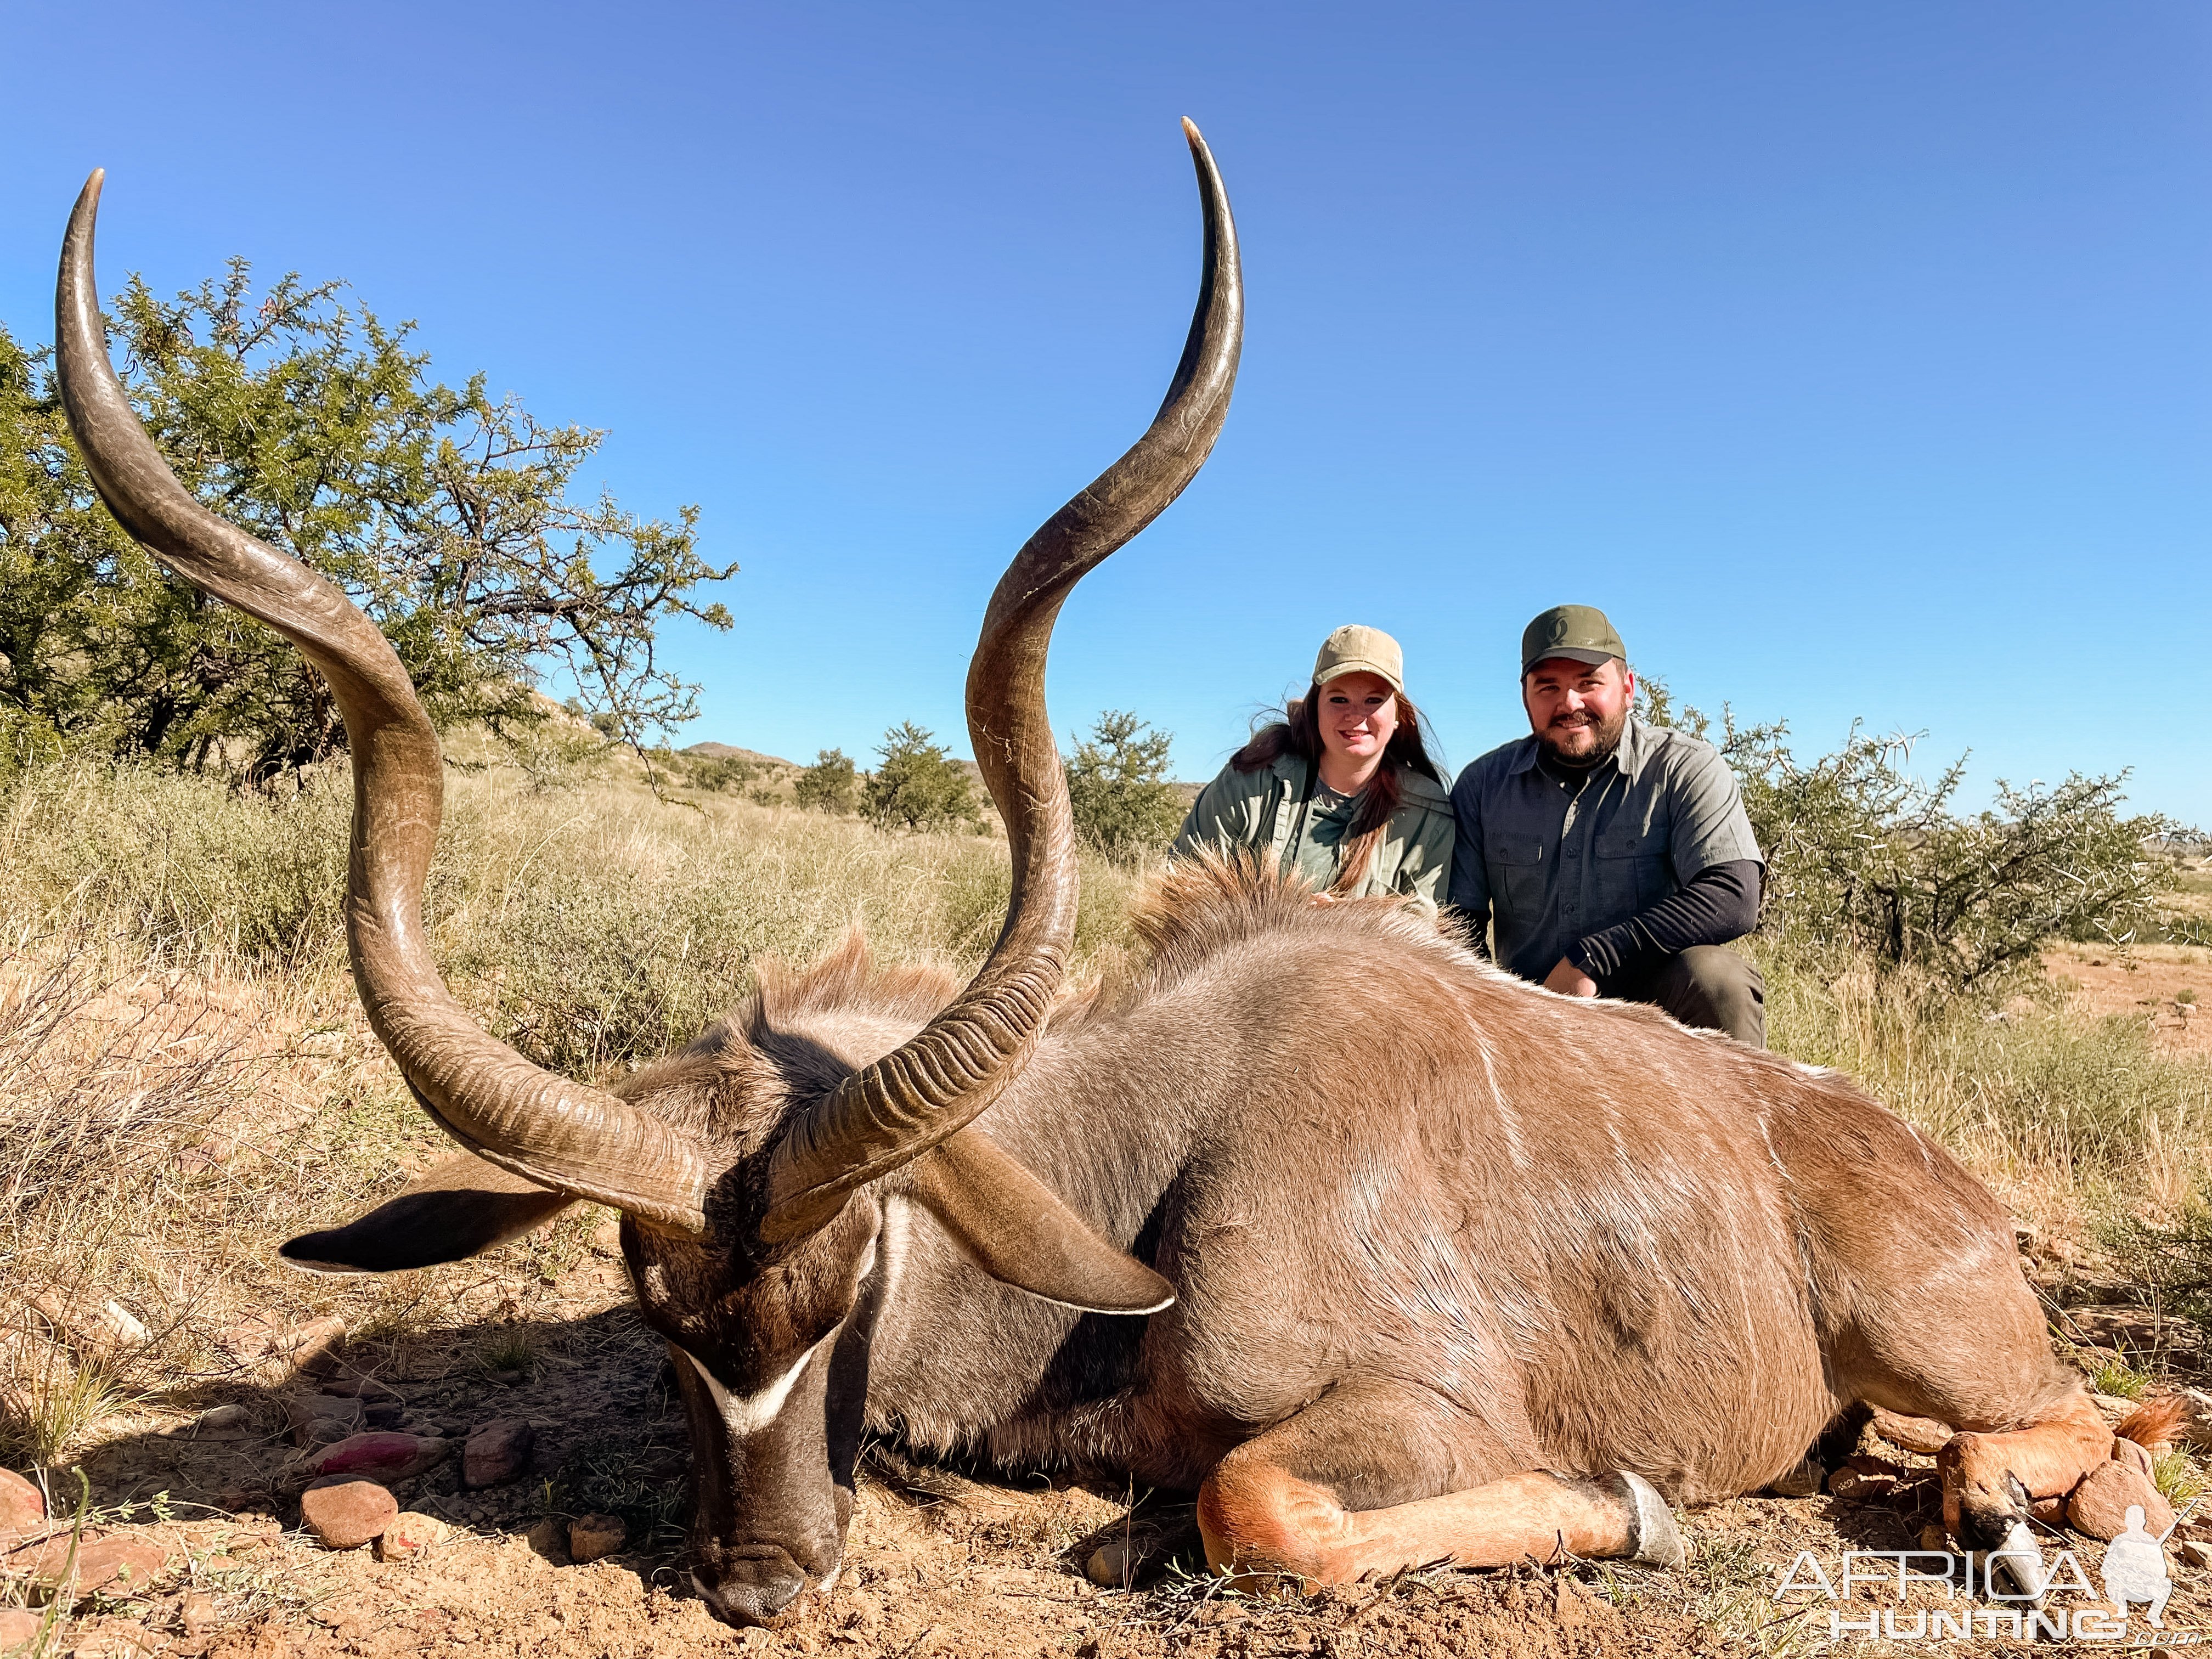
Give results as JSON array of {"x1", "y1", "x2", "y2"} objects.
[
  {"x1": 9, "y1": 1228, "x2": 2212, "y2": 1659},
  {"x1": 2045, "y1": 941, "x2": 2212, "y2": 1056}
]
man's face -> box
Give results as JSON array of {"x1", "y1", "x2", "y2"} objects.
[{"x1": 1523, "y1": 656, "x2": 1635, "y2": 765}]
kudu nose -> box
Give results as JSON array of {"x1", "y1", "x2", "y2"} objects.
[{"x1": 691, "y1": 1548, "x2": 813, "y2": 1627}]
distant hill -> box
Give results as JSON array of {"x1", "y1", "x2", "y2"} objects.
[{"x1": 684, "y1": 742, "x2": 794, "y2": 770}]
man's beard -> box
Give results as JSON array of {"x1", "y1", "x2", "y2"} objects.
[{"x1": 1536, "y1": 703, "x2": 1628, "y2": 770}]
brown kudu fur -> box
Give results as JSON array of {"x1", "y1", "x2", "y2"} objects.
[{"x1": 52, "y1": 129, "x2": 2130, "y2": 1626}]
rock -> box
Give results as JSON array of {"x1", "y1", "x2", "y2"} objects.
[
  {"x1": 299, "y1": 1479, "x2": 396, "y2": 1549},
  {"x1": 0, "y1": 1609, "x2": 39, "y2": 1647},
  {"x1": 22, "y1": 1285, "x2": 149, "y2": 1360},
  {"x1": 1918, "y1": 1525, "x2": 1947, "y2": 1553},
  {"x1": 284, "y1": 1432, "x2": 450, "y2": 1489},
  {"x1": 2114, "y1": 1436, "x2": 2157, "y2": 1480},
  {"x1": 2, "y1": 1531, "x2": 176, "y2": 1593},
  {"x1": 2181, "y1": 1539, "x2": 2212, "y2": 1570},
  {"x1": 2092, "y1": 1392, "x2": 2141, "y2": 1420},
  {"x1": 2032, "y1": 1494, "x2": 2071, "y2": 1527},
  {"x1": 568, "y1": 1514, "x2": 627, "y2": 1563},
  {"x1": 1086, "y1": 1540, "x2": 1136, "y2": 1588},
  {"x1": 462, "y1": 1419, "x2": 535, "y2": 1488},
  {"x1": 191, "y1": 1402, "x2": 252, "y2": 1438},
  {"x1": 182, "y1": 1591, "x2": 217, "y2": 1634},
  {"x1": 266, "y1": 1316, "x2": 347, "y2": 1379},
  {"x1": 284, "y1": 1394, "x2": 365, "y2": 1447},
  {"x1": 0, "y1": 1468, "x2": 44, "y2": 1541},
  {"x1": 1826, "y1": 1468, "x2": 1890, "y2": 1500},
  {"x1": 1767, "y1": 1456, "x2": 1823, "y2": 1498},
  {"x1": 1870, "y1": 1409, "x2": 1952, "y2": 1455},
  {"x1": 524, "y1": 1516, "x2": 569, "y2": 1563},
  {"x1": 374, "y1": 1511, "x2": 448, "y2": 1562},
  {"x1": 2068, "y1": 1460, "x2": 2174, "y2": 1541}
]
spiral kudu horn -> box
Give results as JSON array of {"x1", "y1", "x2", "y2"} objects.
[
  {"x1": 55, "y1": 171, "x2": 712, "y2": 1235},
  {"x1": 759, "y1": 119, "x2": 1243, "y2": 1241}
]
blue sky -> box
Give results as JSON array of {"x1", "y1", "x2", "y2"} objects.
[{"x1": 3, "y1": 3, "x2": 2207, "y2": 819}]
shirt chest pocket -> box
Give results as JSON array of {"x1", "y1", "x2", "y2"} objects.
[
  {"x1": 1488, "y1": 834, "x2": 1549, "y2": 920},
  {"x1": 1593, "y1": 823, "x2": 1669, "y2": 913}
]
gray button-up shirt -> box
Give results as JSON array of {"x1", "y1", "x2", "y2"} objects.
[{"x1": 1448, "y1": 717, "x2": 1762, "y2": 983}]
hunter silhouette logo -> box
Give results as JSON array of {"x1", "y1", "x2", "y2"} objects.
[
  {"x1": 1775, "y1": 1506, "x2": 2199, "y2": 1644},
  {"x1": 2102, "y1": 1505, "x2": 2175, "y2": 1627}
]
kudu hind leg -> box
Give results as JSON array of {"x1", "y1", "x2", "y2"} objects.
[{"x1": 1195, "y1": 1398, "x2": 1682, "y2": 1585}]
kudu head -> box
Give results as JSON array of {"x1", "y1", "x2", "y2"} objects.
[{"x1": 55, "y1": 123, "x2": 1240, "y2": 1624}]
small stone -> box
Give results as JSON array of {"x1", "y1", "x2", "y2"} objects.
[
  {"x1": 182, "y1": 1591, "x2": 217, "y2": 1634},
  {"x1": 1086, "y1": 1541, "x2": 1135, "y2": 1588},
  {"x1": 2032, "y1": 1494, "x2": 2071, "y2": 1526},
  {"x1": 2181, "y1": 1539, "x2": 2212, "y2": 1570},
  {"x1": 0, "y1": 1468, "x2": 44, "y2": 1540},
  {"x1": 568, "y1": 1514, "x2": 626, "y2": 1563},
  {"x1": 300, "y1": 1479, "x2": 397, "y2": 1549},
  {"x1": 193, "y1": 1402, "x2": 252, "y2": 1438},
  {"x1": 1827, "y1": 1468, "x2": 1877, "y2": 1499},
  {"x1": 284, "y1": 1394, "x2": 365, "y2": 1447},
  {"x1": 374, "y1": 1511, "x2": 448, "y2": 1562},
  {"x1": 1768, "y1": 1455, "x2": 1823, "y2": 1498},
  {"x1": 266, "y1": 1316, "x2": 348, "y2": 1379},
  {"x1": 2092, "y1": 1392, "x2": 2141, "y2": 1420},
  {"x1": 2, "y1": 1531, "x2": 175, "y2": 1593},
  {"x1": 462, "y1": 1419, "x2": 535, "y2": 1488},
  {"x1": 0, "y1": 1609, "x2": 40, "y2": 1646},
  {"x1": 1918, "y1": 1524, "x2": 1947, "y2": 1553},
  {"x1": 285, "y1": 1431, "x2": 450, "y2": 1488},
  {"x1": 524, "y1": 1516, "x2": 568, "y2": 1563},
  {"x1": 2114, "y1": 1436, "x2": 2157, "y2": 1480},
  {"x1": 2068, "y1": 1460, "x2": 2175, "y2": 1541}
]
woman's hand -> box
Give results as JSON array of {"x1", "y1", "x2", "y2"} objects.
[{"x1": 1543, "y1": 957, "x2": 1598, "y2": 998}]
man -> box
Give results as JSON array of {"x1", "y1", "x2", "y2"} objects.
[{"x1": 1448, "y1": 605, "x2": 1767, "y2": 1046}]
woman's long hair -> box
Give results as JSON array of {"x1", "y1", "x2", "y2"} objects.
[{"x1": 1231, "y1": 685, "x2": 1443, "y2": 893}]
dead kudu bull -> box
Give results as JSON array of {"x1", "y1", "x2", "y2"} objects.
[{"x1": 58, "y1": 128, "x2": 2153, "y2": 1623}]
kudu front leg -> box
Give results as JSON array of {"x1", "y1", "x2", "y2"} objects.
[{"x1": 1194, "y1": 1397, "x2": 1683, "y2": 1587}]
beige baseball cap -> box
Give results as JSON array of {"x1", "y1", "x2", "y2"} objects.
[{"x1": 1312, "y1": 624, "x2": 1404, "y2": 696}]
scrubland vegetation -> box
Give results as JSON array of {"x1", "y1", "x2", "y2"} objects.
[{"x1": 3, "y1": 727, "x2": 2208, "y2": 1484}]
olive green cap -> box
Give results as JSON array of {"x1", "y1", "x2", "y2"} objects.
[
  {"x1": 1313, "y1": 624, "x2": 1404, "y2": 696},
  {"x1": 1521, "y1": 605, "x2": 1626, "y2": 674}
]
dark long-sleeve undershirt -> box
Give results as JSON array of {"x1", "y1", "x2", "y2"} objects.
[{"x1": 1564, "y1": 859, "x2": 1762, "y2": 984}]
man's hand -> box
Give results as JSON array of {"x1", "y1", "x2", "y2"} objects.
[{"x1": 1543, "y1": 957, "x2": 1598, "y2": 998}]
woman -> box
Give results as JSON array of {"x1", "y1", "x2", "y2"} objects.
[{"x1": 1172, "y1": 624, "x2": 1455, "y2": 911}]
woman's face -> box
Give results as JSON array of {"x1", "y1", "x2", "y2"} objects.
[{"x1": 1317, "y1": 672, "x2": 1400, "y2": 768}]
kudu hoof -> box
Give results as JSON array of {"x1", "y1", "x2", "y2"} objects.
[{"x1": 1620, "y1": 1472, "x2": 1686, "y2": 1570}]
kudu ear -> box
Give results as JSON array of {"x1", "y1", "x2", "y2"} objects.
[
  {"x1": 909, "y1": 1131, "x2": 1175, "y2": 1316},
  {"x1": 280, "y1": 1152, "x2": 577, "y2": 1274}
]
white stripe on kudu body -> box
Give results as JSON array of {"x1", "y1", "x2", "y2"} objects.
[{"x1": 683, "y1": 1340, "x2": 828, "y2": 1438}]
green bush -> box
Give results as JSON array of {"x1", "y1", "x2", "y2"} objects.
[
  {"x1": 1643, "y1": 682, "x2": 2179, "y2": 991},
  {"x1": 1065, "y1": 710, "x2": 1183, "y2": 864},
  {"x1": 863, "y1": 723, "x2": 982, "y2": 834},
  {"x1": 793, "y1": 748, "x2": 859, "y2": 815},
  {"x1": 687, "y1": 755, "x2": 758, "y2": 793}
]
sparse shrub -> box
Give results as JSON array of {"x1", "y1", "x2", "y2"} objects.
[
  {"x1": 1645, "y1": 685, "x2": 2179, "y2": 991},
  {"x1": 793, "y1": 748, "x2": 859, "y2": 815},
  {"x1": 1065, "y1": 710, "x2": 1183, "y2": 864},
  {"x1": 687, "y1": 755, "x2": 758, "y2": 793},
  {"x1": 863, "y1": 723, "x2": 983, "y2": 834}
]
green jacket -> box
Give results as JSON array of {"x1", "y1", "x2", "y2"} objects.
[{"x1": 1171, "y1": 752, "x2": 1457, "y2": 913}]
